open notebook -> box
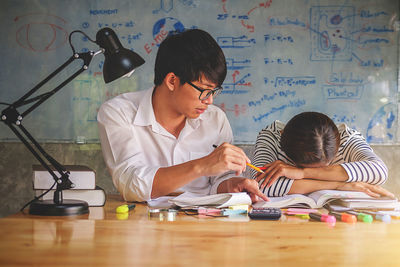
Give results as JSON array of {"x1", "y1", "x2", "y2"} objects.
[
  {"x1": 168, "y1": 192, "x2": 252, "y2": 208},
  {"x1": 252, "y1": 190, "x2": 398, "y2": 209}
]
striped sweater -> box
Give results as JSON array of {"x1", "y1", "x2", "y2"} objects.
[{"x1": 252, "y1": 121, "x2": 388, "y2": 197}]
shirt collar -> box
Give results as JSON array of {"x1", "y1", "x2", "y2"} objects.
[
  {"x1": 133, "y1": 86, "x2": 204, "y2": 131},
  {"x1": 133, "y1": 87, "x2": 157, "y2": 127}
]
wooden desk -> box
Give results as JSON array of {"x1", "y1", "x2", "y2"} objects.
[{"x1": 1, "y1": 195, "x2": 400, "y2": 266}]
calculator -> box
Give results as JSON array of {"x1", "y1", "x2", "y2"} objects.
[{"x1": 248, "y1": 207, "x2": 282, "y2": 220}]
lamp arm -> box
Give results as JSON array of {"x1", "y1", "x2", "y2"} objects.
[{"x1": 1, "y1": 49, "x2": 103, "y2": 204}]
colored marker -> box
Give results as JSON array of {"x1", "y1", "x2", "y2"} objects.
[
  {"x1": 375, "y1": 211, "x2": 400, "y2": 219},
  {"x1": 295, "y1": 214, "x2": 310, "y2": 219},
  {"x1": 345, "y1": 211, "x2": 373, "y2": 223},
  {"x1": 309, "y1": 213, "x2": 336, "y2": 223},
  {"x1": 357, "y1": 210, "x2": 391, "y2": 223},
  {"x1": 329, "y1": 211, "x2": 357, "y2": 223},
  {"x1": 116, "y1": 204, "x2": 136, "y2": 214}
]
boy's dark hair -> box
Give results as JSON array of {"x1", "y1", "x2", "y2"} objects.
[
  {"x1": 280, "y1": 112, "x2": 340, "y2": 166},
  {"x1": 154, "y1": 29, "x2": 227, "y2": 86}
]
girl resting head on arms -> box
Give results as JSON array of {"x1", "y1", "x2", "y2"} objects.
[{"x1": 252, "y1": 111, "x2": 394, "y2": 198}]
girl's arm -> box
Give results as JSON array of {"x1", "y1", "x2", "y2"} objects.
[
  {"x1": 289, "y1": 179, "x2": 395, "y2": 198},
  {"x1": 338, "y1": 126, "x2": 388, "y2": 185}
]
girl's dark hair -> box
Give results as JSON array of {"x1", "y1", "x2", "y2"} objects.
[
  {"x1": 280, "y1": 112, "x2": 340, "y2": 166},
  {"x1": 154, "y1": 29, "x2": 227, "y2": 86}
]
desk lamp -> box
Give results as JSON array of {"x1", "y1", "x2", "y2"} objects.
[{"x1": 1, "y1": 28, "x2": 145, "y2": 216}]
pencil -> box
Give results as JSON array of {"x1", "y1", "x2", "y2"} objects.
[
  {"x1": 212, "y1": 144, "x2": 264, "y2": 174},
  {"x1": 246, "y1": 162, "x2": 265, "y2": 174}
]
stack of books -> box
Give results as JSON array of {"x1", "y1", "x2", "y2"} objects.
[
  {"x1": 32, "y1": 165, "x2": 106, "y2": 207},
  {"x1": 252, "y1": 189, "x2": 399, "y2": 210}
]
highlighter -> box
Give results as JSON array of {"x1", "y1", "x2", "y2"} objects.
[
  {"x1": 116, "y1": 204, "x2": 136, "y2": 214},
  {"x1": 345, "y1": 211, "x2": 373, "y2": 223},
  {"x1": 295, "y1": 214, "x2": 310, "y2": 219},
  {"x1": 329, "y1": 211, "x2": 357, "y2": 223},
  {"x1": 309, "y1": 213, "x2": 336, "y2": 223},
  {"x1": 359, "y1": 211, "x2": 391, "y2": 223}
]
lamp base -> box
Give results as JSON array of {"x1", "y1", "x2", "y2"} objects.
[{"x1": 29, "y1": 199, "x2": 89, "y2": 216}]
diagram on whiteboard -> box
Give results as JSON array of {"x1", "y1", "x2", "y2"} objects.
[{"x1": 310, "y1": 6, "x2": 354, "y2": 61}]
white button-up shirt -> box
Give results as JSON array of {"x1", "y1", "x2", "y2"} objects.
[{"x1": 97, "y1": 87, "x2": 235, "y2": 201}]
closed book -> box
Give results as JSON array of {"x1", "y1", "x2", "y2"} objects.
[
  {"x1": 35, "y1": 186, "x2": 106, "y2": 207},
  {"x1": 32, "y1": 165, "x2": 96, "y2": 190}
]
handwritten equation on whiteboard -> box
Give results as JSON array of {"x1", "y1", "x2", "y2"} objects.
[{"x1": 0, "y1": 0, "x2": 397, "y2": 144}]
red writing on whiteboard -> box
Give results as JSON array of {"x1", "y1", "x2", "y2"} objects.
[{"x1": 144, "y1": 28, "x2": 168, "y2": 54}]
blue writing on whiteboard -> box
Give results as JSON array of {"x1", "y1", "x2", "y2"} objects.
[
  {"x1": 358, "y1": 37, "x2": 389, "y2": 46},
  {"x1": 217, "y1": 14, "x2": 249, "y2": 20},
  {"x1": 360, "y1": 10, "x2": 388, "y2": 18},
  {"x1": 252, "y1": 99, "x2": 306, "y2": 122},
  {"x1": 248, "y1": 90, "x2": 296, "y2": 107},
  {"x1": 264, "y1": 34, "x2": 294, "y2": 43},
  {"x1": 268, "y1": 17, "x2": 306, "y2": 27},
  {"x1": 226, "y1": 58, "x2": 251, "y2": 70},
  {"x1": 217, "y1": 35, "x2": 256, "y2": 48},
  {"x1": 323, "y1": 85, "x2": 363, "y2": 100},
  {"x1": 351, "y1": 25, "x2": 394, "y2": 34},
  {"x1": 329, "y1": 72, "x2": 363, "y2": 84},
  {"x1": 264, "y1": 58, "x2": 294, "y2": 65},
  {"x1": 332, "y1": 114, "x2": 356, "y2": 124},
  {"x1": 90, "y1": 9, "x2": 118, "y2": 15},
  {"x1": 274, "y1": 76, "x2": 316, "y2": 87},
  {"x1": 352, "y1": 53, "x2": 384, "y2": 68}
]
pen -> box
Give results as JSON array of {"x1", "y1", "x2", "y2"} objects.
[
  {"x1": 309, "y1": 212, "x2": 336, "y2": 223},
  {"x1": 212, "y1": 144, "x2": 264, "y2": 174},
  {"x1": 345, "y1": 211, "x2": 373, "y2": 223},
  {"x1": 329, "y1": 211, "x2": 357, "y2": 223}
]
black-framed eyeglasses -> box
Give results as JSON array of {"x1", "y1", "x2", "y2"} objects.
[{"x1": 187, "y1": 81, "x2": 223, "y2": 101}]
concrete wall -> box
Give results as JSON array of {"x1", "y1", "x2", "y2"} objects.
[{"x1": 1, "y1": 142, "x2": 399, "y2": 217}]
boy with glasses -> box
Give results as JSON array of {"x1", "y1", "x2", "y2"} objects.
[{"x1": 97, "y1": 29, "x2": 267, "y2": 202}]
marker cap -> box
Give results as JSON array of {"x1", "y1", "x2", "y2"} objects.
[
  {"x1": 341, "y1": 213, "x2": 357, "y2": 223},
  {"x1": 358, "y1": 213, "x2": 373, "y2": 223},
  {"x1": 376, "y1": 213, "x2": 391, "y2": 223},
  {"x1": 321, "y1": 214, "x2": 336, "y2": 223}
]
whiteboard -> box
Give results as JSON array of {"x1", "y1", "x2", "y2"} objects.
[{"x1": 0, "y1": 0, "x2": 398, "y2": 144}]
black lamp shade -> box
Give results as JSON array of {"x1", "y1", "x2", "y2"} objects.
[{"x1": 96, "y1": 28, "x2": 145, "y2": 83}]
